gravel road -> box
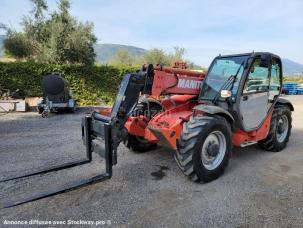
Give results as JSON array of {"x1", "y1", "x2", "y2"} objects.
[{"x1": 0, "y1": 96, "x2": 303, "y2": 227}]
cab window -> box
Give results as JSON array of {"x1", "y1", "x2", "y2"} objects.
[
  {"x1": 243, "y1": 58, "x2": 269, "y2": 94},
  {"x1": 270, "y1": 59, "x2": 281, "y2": 92}
]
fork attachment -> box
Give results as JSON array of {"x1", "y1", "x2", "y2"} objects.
[{"x1": 2, "y1": 66, "x2": 152, "y2": 208}]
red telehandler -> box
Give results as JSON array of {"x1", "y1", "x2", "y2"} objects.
[{"x1": 2, "y1": 52, "x2": 293, "y2": 207}]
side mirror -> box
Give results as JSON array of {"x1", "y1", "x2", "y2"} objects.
[{"x1": 220, "y1": 90, "x2": 232, "y2": 98}]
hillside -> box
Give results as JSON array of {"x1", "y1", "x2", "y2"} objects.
[
  {"x1": 0, "y1": 35, "x2": 302, "y2": 75},
  {"x1": 94, "y1": 43, "x2": 147, "y2": 63},
  {"x1": 281, "y1": 58, "x2": 303, "y2": 76}
]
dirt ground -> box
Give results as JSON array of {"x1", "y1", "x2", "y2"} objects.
[{"x1": 0, "y1": 96, "x2": 303, "y2": 227}]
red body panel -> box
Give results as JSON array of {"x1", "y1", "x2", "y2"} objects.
[
  {"x1": 232, "y1": 111, "x2": 273, "y2": 146},
  {"x1": 126, "y1": 108, "x2": 273, "y2": 149},
  {"x1": 126, "y1": 95, "x2": 197, "y2": 149},
  {"x1": 146, "y1": 102, "x2": 195, "y2": 149}
]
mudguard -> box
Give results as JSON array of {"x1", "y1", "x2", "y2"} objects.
[
  {"x1": 193, "y1": 104, "x2": 234, "y2": 123},
  {"x1": 276, "y1": 97, "x2": 294, "y2": 111}
]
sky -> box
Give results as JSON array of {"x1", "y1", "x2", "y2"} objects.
[{"x1": 0, "y1": 0, "x2": 302, "y2": 66}]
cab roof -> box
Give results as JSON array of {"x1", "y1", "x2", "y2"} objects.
[{"x1": 216, "y1": 52, "x2": 281, "y2": 60}]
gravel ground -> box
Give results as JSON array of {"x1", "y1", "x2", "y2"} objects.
[{"x1": 0, "y1": 96, "x2": 303, "y2": 227}]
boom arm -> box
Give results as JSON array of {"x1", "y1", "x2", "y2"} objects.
[{"x1": 149, "y1": 65, "x2": 205, "y2": 97}]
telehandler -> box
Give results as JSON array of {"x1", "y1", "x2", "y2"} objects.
[{"x1": 2, "y1": 52, "x2": 293, "y2": 207}]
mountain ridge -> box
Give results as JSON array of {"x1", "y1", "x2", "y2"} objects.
[{"x1": 94, "y1": 43, "x2": 147, "y2": 63}]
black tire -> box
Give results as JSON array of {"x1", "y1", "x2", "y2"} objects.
[
  {"x1": 125, "y1": 134, "x2": 157, "y2": 153},
  {"x1": 175, "y1": 115, "x2": 232, "y2": 182},
  {"x1": 38, "y1": 107, "x2": 44, "y2": 114},
  {"x1": 69, "y1": 106, "x2": 76, "y2": 113},
  {"x1": 258, "y1": 106, "x2": 292, "y2": 152}
]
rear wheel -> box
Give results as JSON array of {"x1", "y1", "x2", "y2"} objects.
[
  {"x1": 258, "y1": 106, "x2": 292, "y2": 152},
  {"x1": 175, "y1": 115, "x2": 232, "y2": 182},
  {"x1": 125, "y1": 134, "x2": 157, "y2": 152}
]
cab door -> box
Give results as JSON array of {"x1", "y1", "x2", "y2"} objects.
[{"x1": 239, "y1": 57, "x2": 270, "y2": 131}]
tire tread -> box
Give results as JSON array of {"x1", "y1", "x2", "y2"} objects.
[
  {"x1": 175, "y1": 115, "x2": 231, "y2": 182},
  {"x1": 258, "y1": 106, "x2": 292, "y2": 152}
]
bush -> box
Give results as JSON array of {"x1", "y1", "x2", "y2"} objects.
[{"x1": 0, "y1": 62, "x2": 138, "y2": 105}]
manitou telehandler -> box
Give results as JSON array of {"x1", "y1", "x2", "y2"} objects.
[{"x1": 2, "y1": 52, "x2": 293, "y2": 208}]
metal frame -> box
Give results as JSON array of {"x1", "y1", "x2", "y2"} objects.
[{"x1": 2, "y1": 116, "x2": 113, "y2": 208}]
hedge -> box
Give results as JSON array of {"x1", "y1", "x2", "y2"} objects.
[{"x1": 0, "y1": 62, "x2": 138, "y2": 105}]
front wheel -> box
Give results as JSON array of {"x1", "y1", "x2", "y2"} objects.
[{"x1": 175, "y1": 115, "x2": 232, "y2": 182}]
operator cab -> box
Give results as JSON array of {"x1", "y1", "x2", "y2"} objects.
[{"x1": 199, "y1": 52, "x2": 282, "y2": 131}]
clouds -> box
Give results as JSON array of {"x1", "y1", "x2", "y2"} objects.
[{"x1": 0, "y1": 0, "x2": 302, "y2": 65}]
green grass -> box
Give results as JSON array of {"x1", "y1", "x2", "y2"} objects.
[{"x1": 283, "y1": 76, "x2": 303, "y2": 84}]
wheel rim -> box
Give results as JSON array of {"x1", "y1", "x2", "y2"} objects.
[
  {"x1": 276, "y1": 115, "x2": 289, "y2": 143},
  {"x1": 201, "y1": 131, "x2": 226, "y2": 170}
]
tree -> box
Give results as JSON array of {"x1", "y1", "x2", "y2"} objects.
[
  {"x1": 109, "y1": 49, "x2": 135, "y2": 66},
  {"x1": 142, "y1": 48, "x2": 170, "y2": 66},
  {"x1": 169, "y1": 46, "x2": 186, "y2": 63},
  {"x1": 3, "y1": 32, "x2": 34, "y2": 59},
  {"x1": 2, "y1": 0, "x2": 97, "y2": 64},
  {"x1": 139, "y1": 46, "x2": 187, "y2": 66},
  {"x1": 23, "y1": 0, "x2": 48, "y2": 44},
  {"x1": 30, "y1": 0, "x2": 48, "y2": 20},
  {"x1": 42, "y1": 1, "x2": 97, "y2": 64}
]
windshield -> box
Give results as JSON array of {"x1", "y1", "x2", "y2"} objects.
[{"x1": 199, "y1": 55, "x2": 249, "y2": 100}]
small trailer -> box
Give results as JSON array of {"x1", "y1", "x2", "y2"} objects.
[{"x1": 37, "y1": 73, "x2": 76, "y2": 117}]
